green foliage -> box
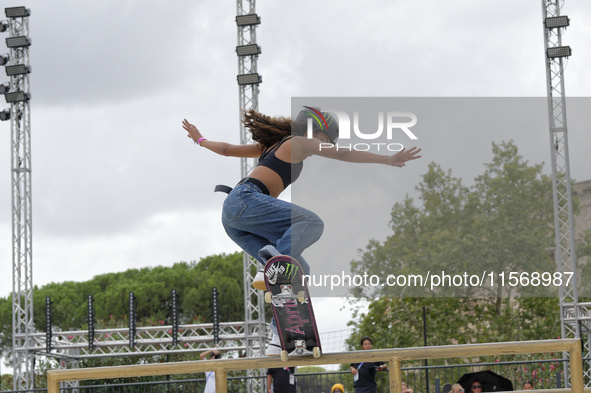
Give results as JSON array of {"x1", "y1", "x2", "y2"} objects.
[
  {"x1": 346, "y1": 297, "x2": 561, "y2": 362},
  {"x1": 348, "y1": 141, "x2": 563, "y2": 356},
  {"x1": 351, "y1": 141, "x2": 555, "y2": 303},
  {"x1": 297, "y1": 366, "x2": 327, "y2": 373},
  {"x1": 0, "y1": 373, "x2": 12, "y2": 391},
  {"x1": 0, "y1": 252, "x2": 245, "y2": 366},
  {"x1": 577, "y1": 229, "x2": 591, "y2": 298}
]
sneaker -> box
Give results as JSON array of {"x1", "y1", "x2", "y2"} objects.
[
  {"x1": 252, "y1": 270, "x2": 266, "y2": 290},
  {"x1": 266, "y1": 332, "x2": 282, "y2": 356},
  {"x1": 259, "y1": 245, "x2": 280, "y2": 263}
]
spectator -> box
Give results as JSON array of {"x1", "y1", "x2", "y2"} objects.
[
  {"x1": 451, "y1": 383, "x2": 465, "y2": 393},
  {"x1": 199, "y1": 350, "x2": 221, "y2": 393},
  {"x1": 267, "y1": 367, "x2": 296, "y2": 393},
  {"x1": 402, "y1": 382, "x2": 414, "y2": 393},
  {"x1": 470, "y1": 380, "x2": 483, "y2": 393},
  {"x1": 350, "y1": 337, "x2": 387, "y2": 393},
  {"x1": 523, "y1": 381, "x2": 534, "y2": 390},
  {"x1": 332, "y1": 383, "x2": 346, "y2": 393}
]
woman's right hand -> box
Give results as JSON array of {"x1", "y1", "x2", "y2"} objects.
[{"x1": 182, "y1": 119, "x2": 203, "y2": 143}]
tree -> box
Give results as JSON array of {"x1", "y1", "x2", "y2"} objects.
[
  {"x1": 0, "y1": 252, "x2": 246, "y2": 366},
  {"x1": 345, "y1": 297, "x2": 561, "y2": 357},
  {"x1": 349, "y1": 141, "x2": 560, "y2": 349},
  {"x1": 577, "y1": 229, "x2": 591, "y2": 299},
  {"x1": 352, "y1": 141, "x2": 555, "y2": 304}
]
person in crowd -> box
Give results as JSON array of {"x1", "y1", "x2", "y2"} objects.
[
  {"x1": 332, "y1": 383, "x2": 346, "y2": 393},
  {"x1": 267, "y1": 367, "x2": 296, "y2": 393},
  {"x1": 470, "y1": 380, "x2": 483, "y2": 393},
  {"x1": 199, "y1": 349, "x2": 221, "y2": 393},
  {"x1": 350, "y1": 336, "x2": 387, "y2": 393},
  {"x1": 402, "y1": 382, "x2": 414, "y2": 393},
  {"x1": 451, "y1": 383, "x2": 465, "y2": 393}
]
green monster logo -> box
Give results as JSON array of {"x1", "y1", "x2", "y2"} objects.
[{"x1": 284, "y1": 263, "x2": 299, "y2": 279}]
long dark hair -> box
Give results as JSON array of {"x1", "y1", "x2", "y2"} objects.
[{"x1": 242, "y1": 109, "x2": 304, "y2": 147}]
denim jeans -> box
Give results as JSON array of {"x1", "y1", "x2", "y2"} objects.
[{"x1": 221, "y1": 181, "x2": 324, "y2": 274}]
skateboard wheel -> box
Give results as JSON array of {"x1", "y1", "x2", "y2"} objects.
[
  {"x1": 280, "y1": 350, "x2": 288, "y2": 362},
  {"x1": 297, "y1": 291, "x2": 306, "y2": 303},
  {"x1": 313, "y1": 347, "x2": 321, "y2": 358},
  {"x1": 264, "y1": 292, "x2": 273, "y2": 304}
]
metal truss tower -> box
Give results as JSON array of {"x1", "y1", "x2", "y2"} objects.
[
  {"x1": 2, "y1": 6, "x2": 35, "y2": 391},
  {"x1": 541, "y1": 0, "x2": 591, "y2": 386},
  {"x1": 236, "y1": 2, "x2": 266, "y2": 393}
]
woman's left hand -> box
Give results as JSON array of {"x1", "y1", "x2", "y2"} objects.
[{"x1": 388, "y1": 146, "x2": 422, "y2": 167}]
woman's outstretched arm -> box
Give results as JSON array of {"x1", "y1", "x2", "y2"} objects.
[{"x1": 182, "y1": 119, "x2": 261, "y2": 158}]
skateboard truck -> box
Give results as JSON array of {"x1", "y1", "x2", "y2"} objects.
[
  {"x1": 281, "y1": 340, "x2": 321, "y2": 361},
  {"x1": 265, "y1": 285, "x2": 307, "y2": 306}
]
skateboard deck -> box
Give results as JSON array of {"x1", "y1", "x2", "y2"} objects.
[{"x1": 263, "y1": 255, "x2": 321, "y2": 361}]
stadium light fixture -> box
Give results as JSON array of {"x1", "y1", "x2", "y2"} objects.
[
  {"x1": 1, "y1": 20, "x2": 8, "y2": 32},
  {"x1": 237, "y1": 73, "x2": 262, "y2": 86},
  {"x1": 0, "y1": 53, "x2": 8, "y2": 65},
  {"x1": 236, "y1": 44, "x2": 261, "y2": 56},
  {"x1": 547, "y1": 46, "x2": 572, "y2": 59},
  {"x1": 4, "y1": 90, "x2": 30, "y2": 103},
  {"x1": 545, "y1": 15, "x2": 570, "y2": 29},
  {"x1": 6, "y1": 35, "x2": 31, "y2": 48},
  {"x1": 5, "y1": 7, "x2": 31, "y2": 18},
  {"x1": 0, "y1": 82, "x2": 9, "y2": 94},
  {"x1": 5, "y1": 64, "x2": 31, "y2": 76},
  {"x1": 0, "y1": 108, "x2": 10, "y2": 121},
  {"x1": 236, "y1": 14, "x2": 261, "y2": 27}
]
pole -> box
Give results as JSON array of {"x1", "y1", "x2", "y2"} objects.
[{"x1": 423, "y1": 306, "x2": 429, "y2": 393}]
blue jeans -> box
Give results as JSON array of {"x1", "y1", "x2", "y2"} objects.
[{"x1": 221, "y1": 181, "x2": 324, "y2": 274}]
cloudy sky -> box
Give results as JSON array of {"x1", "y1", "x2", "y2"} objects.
[{"x1": 1, "y1": 0, "x2": 590, "y2": 337}]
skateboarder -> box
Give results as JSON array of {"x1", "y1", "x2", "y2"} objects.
[{"x1": 182, "y1": 108, "x2": 421, "y2": 355}]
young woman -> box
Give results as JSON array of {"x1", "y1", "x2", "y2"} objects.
[{"x1": 182, "y1": 108, "x2": 421, "y2": 353}]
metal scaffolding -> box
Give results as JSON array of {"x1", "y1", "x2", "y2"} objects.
[
  {"x1": 2, "y1": 6, "x2": 35, "y2": 391},
  {"x1": 541, "y1": 0, "x2": 591, "y2": 386},
  {"x1": 236, "y1": 1, "x2": 267, "y2": 393},
  {"x1": 36, "y1": 322, "x2": 263, "y2": 360}
]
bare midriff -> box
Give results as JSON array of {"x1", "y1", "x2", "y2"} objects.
[{"x1": 248, "y1": 166, "x2": 286, "y2": 198}]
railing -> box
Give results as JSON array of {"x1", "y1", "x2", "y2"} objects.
[
  {"x1": 0, "y1": 357, "x2": 576, "y2": 393},
  {"x1": 46, "y1": 339, "x2": 584, "y2": 393}
]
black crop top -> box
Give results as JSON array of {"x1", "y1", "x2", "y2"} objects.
[{"x1": 257, "y1": 136, "x2": 303, "y2": 189}]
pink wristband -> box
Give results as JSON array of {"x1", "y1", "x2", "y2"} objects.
[{"x1": 197, "y1": 137, "x2": 207, "y2": 146}]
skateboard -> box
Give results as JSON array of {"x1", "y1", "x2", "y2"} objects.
[{"x1": 263, "y1": 255, "x2": 322, "y2": 361}]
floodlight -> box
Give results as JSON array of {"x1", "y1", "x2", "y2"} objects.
[
  {"x1": 5, "y1": 7, "x2": 31, "y2": 18},
  {"x1": 236, "y1": 14, "x2": 260, "y2": 26},
  {"x1": 236, "y1": 44, "x2": 261, "y2": 56},
  {"x1": 545, "y1": 15, "x2": 570, "y2": 29},
  {"x1": 6, "y1": 35, "x2": 31, "y2": 48},
  {"x1": 1, "y1": 21, "x2": 8, "y2": 32},
  {"x1": 0, "y1": 108, "x2": 9, "y2": 121},
  {"x1": 5, "y1": 64, "x2": 30, "y2": 76},
  {"x1": 237, "y1": 73, "x2": 262, "y2": 85},
  {"x1": 4, "y1": 90, "x2": 30, "y2": 103},
  {"x1": 0, "y1": 54, "x2": 8, "y2": 66},
  {"x1": 0, "y1": 82, "x2": 9, "y2": 94},
  {"x1": 547, "y1": 46, "x2": 572, "y2": 59}
]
